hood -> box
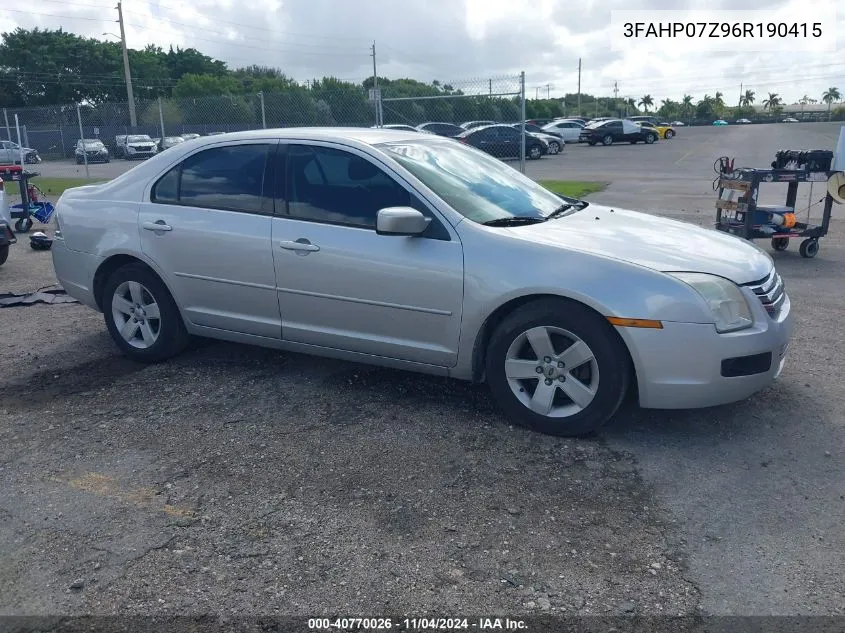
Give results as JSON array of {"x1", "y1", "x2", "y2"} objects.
[
  {"x1": 503, "y1": 203, "x2": 773, "y2": 284},
  {"x1": 127, "y1": 139, "x2": 154, "y2": 146}
]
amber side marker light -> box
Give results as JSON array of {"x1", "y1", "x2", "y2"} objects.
[{"x1": 607, "y1": 317, "x2": 664, "y2": 329}]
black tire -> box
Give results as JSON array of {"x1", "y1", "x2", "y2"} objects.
[
  {"x1": 548, "y1": 141, "x2": 560, "y2": 155},
  {"x1": 645, "y1": 133, "x2": 656, "y2": 144},
  {"x1": 588, "y1": 140, "x2": 597, "y2": 146},
  {"x1": 799, "y1": 238, "x2": 819, "y2": 258},
  {"x1": 664, "y1": 129, "x2": 675, "y2": 139},
  {"x1": 14, "y1": 217, "x2": 32, "y2": 233},
  {"x1": 602, "y1": 134, "x2": 614, "y2": 146},
  {"x1": 771, "y1": 237, "x2": 789, "y2": 251},
  {"x1": 0, "y1": 244, "x2": 8, "y2": 265},
  {"x1": 630, "y1": 140, "x2": 637, "y2": 144},
  {"x1": 528, "y1": 145, "x2": 542, "y2": 160},
  {"x1": 101, "y1": 263, "x2": 190, "y2": 363},
  {"x1": 485, "y1": 298, "x2": 631, "y2": 437}
]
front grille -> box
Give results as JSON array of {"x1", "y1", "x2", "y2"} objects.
[{"x1": 745, "y1": 270, "x2": 785, "y2": 316}]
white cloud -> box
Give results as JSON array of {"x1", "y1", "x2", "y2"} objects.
[{"x1": 3, "y1": 0, "x2": 844, "y2": 105}]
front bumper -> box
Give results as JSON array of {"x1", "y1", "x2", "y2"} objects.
[{"x1": 618, "y1": 291, "x2": 793, "y2": 409}]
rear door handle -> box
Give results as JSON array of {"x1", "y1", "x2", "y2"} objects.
[
  {"x1": 142, "y1": 220, "x2": 172, "y2": 232},
  {"x1": 279, "y1": 239, "x2": 319, "y2": 252}
]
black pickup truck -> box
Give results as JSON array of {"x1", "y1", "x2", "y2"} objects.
[{"x1": 579, "y1": 119, "x2": 658, "y2": 146}]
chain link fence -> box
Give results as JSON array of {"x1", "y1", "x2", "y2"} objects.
[{"x1": 2, "y1": 73, "x2": 533, "y2": 171}]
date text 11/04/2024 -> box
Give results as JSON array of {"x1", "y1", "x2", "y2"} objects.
[
  {"x1": 308, "y1": 617, "x2": 528, "y2": 630},
  {"x1": 622, "y1": 22, "x2": 822, "y2": 38}
]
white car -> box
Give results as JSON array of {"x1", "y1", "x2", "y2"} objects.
[
  {"x1": 50, "y1": 128, "x2": 793, "y2": 437},
  {"x1": 670, "y1": 121, "x2": 686, "y2": 127},
  {"x1": 736, "y1": 119, "x2": 752, "y2": 124},
  {"x1": 540, "y1": 119, "x2": 583, "y2": 142},
  {"x1": 782, "y1": 117, "x2": 799, "y2": 123}
]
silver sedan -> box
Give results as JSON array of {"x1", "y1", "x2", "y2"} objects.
[{"x1": 50, "y1": 128, "x2": 792, "y2": 436}]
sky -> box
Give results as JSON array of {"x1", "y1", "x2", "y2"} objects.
[{"x1": 3, "y1": 0, "x2": 844, "y2": 106}]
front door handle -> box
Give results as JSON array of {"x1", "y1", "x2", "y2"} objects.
[
  {"x1": 279, "y1": 239, "x2": 319, "y2": 253},
  {"x1": 142, "y1": 220, "x2": 172, "y2": 232}
]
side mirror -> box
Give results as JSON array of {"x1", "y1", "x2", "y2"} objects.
[{"x1": 376, "y1": 207, "x2": 431, "y2": 236}]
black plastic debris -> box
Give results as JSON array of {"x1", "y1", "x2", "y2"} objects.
[{"x1": 0, "y1": 287, "x2": 78, "y2": 307}]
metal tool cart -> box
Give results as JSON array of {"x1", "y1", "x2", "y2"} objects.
[
  {"x1": 714, "y1": 150, "x2": 836, "y2": 259},
  {"x1": 0, "y1": 164, "x2": 54, "y2": 233}
]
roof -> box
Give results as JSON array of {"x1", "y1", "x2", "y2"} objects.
[{"x1": 184, "y1": 126, "x2": 423, "y2": 145}]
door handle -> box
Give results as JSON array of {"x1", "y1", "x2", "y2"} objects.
[
  {"x1": 142, "y1": 220, "x2": 172, "y2": 232},
  {"x1": 279, "y1": 239, "x2": 319, "y2": 252}
]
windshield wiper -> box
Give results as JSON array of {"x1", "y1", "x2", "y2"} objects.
[
  {"x1": 546, "y1": 200, "x2": 589, "y2": 220},
  {"x1": 481, "y1": 216, "x2": 546, "y2": 227}
]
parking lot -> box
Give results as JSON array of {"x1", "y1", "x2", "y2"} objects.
[{"x1": 1, "y1": 123, "x2": 844, "y2": 618}]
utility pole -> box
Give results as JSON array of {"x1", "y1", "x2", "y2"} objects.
[
  {"x1": 739, "y1": 82, "x2": 743, "y2": 107},
  {"x1": 614, "y1": 81, "x2": 619, "y2": 115},
  {"x1": 370, "y1": 41, "x2": 381, "y2": 126},
  {"x1": 535, "y1": 86, "x2": 540, "y2": 100},
  {"x1": 489, "y1": 78, "x2": 492, "y2": 96},
  {"x1": 116, "y1": 1, "x2": 137, "y2": 128},
  {"x1": 577, "y1": 58, "x2": 581, "y2": 115},
  {"x1": 545, "y1": 84, "x2": 551, "y2": 99}
]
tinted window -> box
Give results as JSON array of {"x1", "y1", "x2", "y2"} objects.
[
  {"x1": 286, "y1": 145, "x2": 413, "y2": 229},
  {"x1": 151, "y1": 144, "x2": 270, "y2": 213}
]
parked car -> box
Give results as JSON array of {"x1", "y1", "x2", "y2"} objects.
[
  {"x1": 508, "y1": 124, "x2": 563, "y2": 155},
  {"x1": 181, "y1": 133, "x2": 201, "y2": 141},
  {"x1": 670, "y1": 121, "x2": 686, "y2": 126},
  {"x1": 416, "y1": 122, "x2": 465, "y2": 138},
  {"x1": 0, "y1": 176, "x2": 11, "y2": 265},
  {"x1": 120, "y1": 135, "x2": 158, "y2": 159},
  {"x1": 518, "y1": 122, "x2": 564, "y2": 139},
  {"x1": 159, "y1": 136, "x2": 186, "y2": 151},
  {"x1": 713, "y1": 120, "x2": 729, "y2": 126},
  {"x1": 736, "y1": 118, "x2": 752, "y2": 124},
  {"x1": 461, "y1": 120, "x2": 497, "y2": 130},
  {"x1": 636, "y1": 121, "x2": 676, "y2": 139},
  {"x1": 541, "y1": 119, "x2": 584, "y2": 142},
  {"x1": 556, "y1": 117, "x2": 588, "y2": 125},
  {"x1": 458, "y1": 124, "x2": 547, "y2": 160},
  {"x1": 0, "y1": 140, "x2": 41, "y2": 165},
  {"x1": 525, "y1": 118, "x2": 554, "y2": 127},
  {"x1": 50, "y1": 127, "x2": 793, "y2": 437},
  {"x1": 114, "y1": 135, "x2": 128, "y2": 158},
  {"x1": 782, "y1": 117, "x2": 799, "y2": 123},
  {"x1": 75, "y1": 138, "x2": 110, "y2": 164},
  {"x1": 580, "y1": 119, "x2": 658, "y2": 145}
]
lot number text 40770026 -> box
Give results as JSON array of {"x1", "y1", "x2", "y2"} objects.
[{"x1": 307, "y1": 617, "x2": 528, "y2": 630}]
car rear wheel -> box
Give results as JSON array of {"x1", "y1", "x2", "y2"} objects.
[
  {"x1": 0, "y1": 245, "x2": 8, "y2": 266},
  {"x1": 602, "y1": 135, "x2": 614, "y2": 146},
  {"x1": 528, "y1": 145, "x2": 542, "y2": 160},
  {"x1": 645, "y1": 133, "x2": 656, "y2": 144},
  {"x1": 485, "y1": 298, "x2": 631, "y2": 437},
  {"x1": 664, "y1": 130, "x2": 675, "y2": 139},
  {"x1": 547, "y1": 141, "x2": 560, "y2": 155},
  {"x1": 102, "y1": 263, "x2": 190, "y2": 363}
]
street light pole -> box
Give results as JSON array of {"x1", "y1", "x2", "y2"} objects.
[{"x1": 116, "y1": 2, "x2": 137, "y2": 128}]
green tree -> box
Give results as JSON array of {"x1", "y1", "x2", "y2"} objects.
[
  {"x1": 173, "y1": 73, "x2": 244, "y2": 98},
  {"x1": 165, "y1": 46, "x2": 228, "y2": 79},
  {"x1": 740, "y1": 89, "x2": 755, "y2": 107},
  {"x1": 762, "y1": 92, "x2": 781, "y2": 111},
  {"x1": 822, "y1": 87, "x2": 841, "y2": 120},
  {"x1": 638, "y1": 94, "x2": 654, "y2": 112}
]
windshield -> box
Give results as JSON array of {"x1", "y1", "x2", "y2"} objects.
[
  {"x1": 165, "y1": 137, "x2": 184, "y2": 142},
  {"x1": 127, "y1": 135, "x2": 152, "y2": 142},
  {"x1": 379, "y1": 138, "x2": 578, "y2": 224},
  {"x1": 81, "y1": 139, "x2": 103, "y2": 147},
  {"x1": 585, "y1": 120, "x2": 611, "y2": 129}
]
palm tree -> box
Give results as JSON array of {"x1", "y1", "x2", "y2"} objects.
[
  {"x1": 822, "y1": 87, "x2": 841, "y2": 120},
  {"x1": 639, "y1": 94, "x2": 654, "y2": 112},
  {"x1": 763, "y1": 92, "x2": 781, "y2": 111},
  {"x1": 682, "y1": 94, "x2": 694, "y2": 122},
  {"x1": 714, "y1": 91, "x2": 725, "y2": 107},
  {"x1": 740, "y1": 89, "x2": 755, "y2": 107}
]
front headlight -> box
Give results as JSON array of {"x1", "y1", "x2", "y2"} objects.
[{"x1": 668, "y1": 272, "x2": 753, "y2": 333}]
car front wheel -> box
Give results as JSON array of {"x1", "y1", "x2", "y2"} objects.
[
  {"x1": 547, "y1": 141, "x2": 560, "y2": 155},
  {"x1": 102, "y1": 263, "x2": 190, "y2": 363},
  {"x1": 485, "y1": 298, "x2": 631, "y2": 437},
  {"x1": 528, "y1": 145, "x2": 542, "y2": 160},
  {"x1": 602, "y1": 135, "x2": 614, "y2": 146}
]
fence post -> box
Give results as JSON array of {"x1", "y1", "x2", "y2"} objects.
[
  {"x1": 158, "y1": 97, "x2": 166, "y2": 141},
  {"x1": 14, "y1": 115, "x2": 24, "y2": 167},
  {"x1": 58, "y1": 119, "x2": 66, "y2": 158},
  {"x1": 519, "y1": 71, "x2": 526, "y2": 174},
  {"x1": 3, "y1": 108, "x2": 10, "y2": 142},
  {"x1": 259, "y1": 92, "x2": 266, "y2": 129},
  {"x1": 22, "y1": 125, "x2": 29, "y2": 148},
  {"x1": 76, "y1": 105, "x2": 89, "y2": 179}
]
